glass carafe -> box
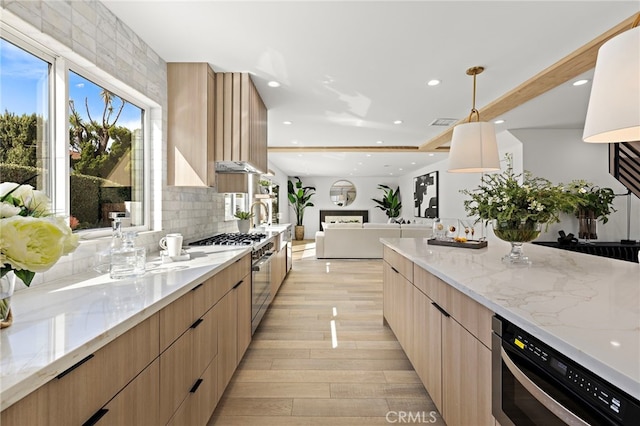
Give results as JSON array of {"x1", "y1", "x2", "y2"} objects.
[{"x1": 110, "y1": 231, "x2": 146, "y2": 279}]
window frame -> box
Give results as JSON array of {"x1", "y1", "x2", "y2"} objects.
[{"x1": 1, "y1": 27, "x2": 152, "y2": 238}]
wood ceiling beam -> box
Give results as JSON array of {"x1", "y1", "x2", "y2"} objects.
[
  {"x1": 269, "y1": 145, "x2": 449, "y2": 153},
  {"x1": 419, "y1": 13, "x2": 640, "y2": 152}
]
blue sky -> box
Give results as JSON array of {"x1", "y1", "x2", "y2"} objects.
[{"x1": 1, "y1": 38, "x2": 141, "y2": 130}]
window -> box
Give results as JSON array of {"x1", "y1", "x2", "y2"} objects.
[
  {"x1": 0, "y1": 36, "x2": 51, "y2": 194},
  {"x1": 0, "y1": 32, "x2": 149, "y2": 234},
  {"x1": 68, "y1": 71, "x2": 145, "y2": 230}
]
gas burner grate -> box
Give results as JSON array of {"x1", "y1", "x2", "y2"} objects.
[{"x1": 189, "y1": 233, "x2": 267, "y2": 246}]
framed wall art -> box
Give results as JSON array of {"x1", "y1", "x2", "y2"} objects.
[{"x1": 414, "y1": 171, "x2": 439, "y2": 218}]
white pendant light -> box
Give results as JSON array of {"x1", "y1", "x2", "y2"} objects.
[
  {"x1": 448, "y1": 66, "x2": 500, "y2": 173},
  {"x1": 583, "y1": 18, "x2": 640, "y2": 143}
]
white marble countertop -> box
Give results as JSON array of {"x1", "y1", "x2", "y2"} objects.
[
  {"x1": 0, "y1": 245, "x2": 251, "y2": 411},
  {"x1": 381, "y1": 237, "x2": 640, "y2": 400}
]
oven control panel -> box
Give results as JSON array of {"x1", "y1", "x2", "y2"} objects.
[{"x1": 504, "y1": 325, "x2": 637, "y2": 423}]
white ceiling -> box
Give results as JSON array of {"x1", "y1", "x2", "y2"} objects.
[{"x1": 103, "y1": 0, "x2": 639, "y2": 178}]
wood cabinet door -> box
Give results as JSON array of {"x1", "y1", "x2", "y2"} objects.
[
  {"x1": 412, "y1": 286, "x2": 443, "y2": 413},
  {"x1": 236, "y1": 275, "x2": 252, "y2": 363},
  {"x1": 193, "y1": 303, "x2": 219, "y2": 379},
  {"x1": 167, "y1": 62, "x2": 215, "y2": 187},
  {"x1": 384, "y1": 262, "x2": 414, "y2": 358},
  {"x1": 100, "y1": 359, "x2": 160, "y2": 426},
  {"x1": 159, "y1": 328, "x2": 195, "y2": 424},
  {"x1": 1, "y1": 314, "x2": 159, "y2": 426},
  {"x1": 442, "y1": 317, "x2": 493, "y2": 426},
  {"x1": 216, "y1": 288, "x2": 238, "y2": 398}
]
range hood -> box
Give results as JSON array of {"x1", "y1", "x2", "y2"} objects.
[
  {"x1": 215, "y1": 161, "x2": 261, "y2": 174},
  {"x1": 216, "y1": 167, "x2": 260, "y2": 194}
]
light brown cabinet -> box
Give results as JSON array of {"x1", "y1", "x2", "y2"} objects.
[
  {"x1": 167, "y1": 62, "x2": 216, "y2": 187},
  {"x1": 270, "y1": 243, "x2": 287, "y2": 301},
  {"x1": 411, "y1": 287, "x2": 443, "y2": 411},
  {"x1": 0, "y1": 313, "x2": 159, "y2": 426},
  {"x1": 215, "y1": 72, "x2": 268, "y2": 173},
  {"x1": 100, "y1": 358, "x2": 160, "y2": 426},
  {"x1": 1, "y1": 253, "x2": 253, "y2": 426},
  {"x1": 382, "y1": 247, "x2": 495, "y2": 426}
]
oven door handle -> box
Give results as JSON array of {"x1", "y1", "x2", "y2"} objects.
[{"x1": 500, "y1": 348, "x2": 590, "y2": 426}]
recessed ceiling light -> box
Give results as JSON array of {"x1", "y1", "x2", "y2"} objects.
[
  {"x1": 267, "y1": 81, "x2": 281, "y2": 87},
  {"x1": 357, "y1": 162, "x2": 363, "y2": 165},
  {"x1": 389, "y1": 172, "x2": 393, "y2": 175},
  {"x1": 494, "y1": 119, "x2": 505, "y2": 124},
  {"x1": 366, "y1": 154, "x2": 372, "y2": 157},
  {"x1": 399, "y1": 168, "x2": 404, "y2": 171},
  {"x1": 573, "y1": 79, "x2": 589, "y2": 86},
  {"x1": 428, "y1": 153, "x2": 435, "y2": 157},
  {"x1": 376, "y1": 140, "x2": 383, "y2": 144},
  {"x1": 297, "y1": 154, "x2": 302, "y2": 157},
  {"x1": 610, "y1": 341, "x2": 621, "y2": 347},
  {"x1": 283, "y1": 120, "x2": 292, "y2": 125},
  {"x1": 427, "y1": 79, "x2": 441, "y2": 86},
  {"x1": 291, "y1": 140, "x2": 298, "y2": 144},
  {"x1": 393, "y1": 120, "x2": 403, "y2": 125},
  {"x1": 411, "y1": 162, "x2": 416, "y2": 165}
]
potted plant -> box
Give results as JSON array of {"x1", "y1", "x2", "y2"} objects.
[
  {"x1": 234, "y1": 210, "x2": 254, "y2": 233},
  {"x1": 564, "y1": 180, "x2": 616, "y2": 240},
  {"x1": 461, "y1": 153, "x2": 581, "y2": 264},
  {"x1": 372, "y1": 184, "x2": 402, "y2": 222},
  {"x1": 259, "y1": 179, "x2": 271, "y2": 194},
  {"x1": 288, "y1": 177, "x2": 316, "y2": 240}
]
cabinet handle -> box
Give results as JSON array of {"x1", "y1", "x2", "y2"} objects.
[
  {"x1": 191, "y1": 283, "x2": 203, "y2": 291},
  {"x1": 190, "y1": 378, "x2": 204, "y2": 393},
  {"x1": 431, "y1": 302, "x2": 451, "y2": 318},
  {"x1": 83, "y1": 408, "x2": 109, "y2": 426},
  {"x1": 56, "y1": 354, "x2": 94, "y2": 379},
  {"x1": 391, "y1": 266, "x2": 400, "y2": 274},
  {"x1": 233, "y1": 280, "x2": 243, "y2": 289},
  {"x1": 190, "y1": 318, "x2": 204, "y2": 329}
]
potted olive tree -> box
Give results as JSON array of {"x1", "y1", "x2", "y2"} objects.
[
  {"x1": 288, "y1": 177, "x2": 316, "y2": 240},
  {"x1": 372, "y1": 184, "x2": 402, "y2": 222}
]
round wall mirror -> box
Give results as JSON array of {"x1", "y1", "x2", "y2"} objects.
[{"x1": 330, "y1": 180, "x2": 356, "y2": 207}]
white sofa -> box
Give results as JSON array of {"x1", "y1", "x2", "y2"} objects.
[{"x1": 315, "y1": 222, "x2": 432, "y2": 259}]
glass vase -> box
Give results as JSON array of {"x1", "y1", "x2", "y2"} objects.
[
  {"x1": 1, "y1": 270, "x2": 16, "y2": 328},
  {"x1": 578, "y1": 210, "x2": 597, "y2": 242},
  {"x1": 493, "y1": 220, "x2": 542, "y2": 265}
]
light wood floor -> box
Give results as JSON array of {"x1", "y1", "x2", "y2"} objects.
[{"x1": 208, "y1": 241, "x2": 445, "y2": 425}]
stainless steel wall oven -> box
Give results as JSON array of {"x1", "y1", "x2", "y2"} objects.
[{"x1": 492, "y1": 316, "x2": 639, "y2": 425}]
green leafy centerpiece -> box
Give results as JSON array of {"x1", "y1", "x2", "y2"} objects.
[
  {"x1": 461, "y1": 154, "x2": 579, "y2": 264},
  {"x1": 564, "y1": 180, "x2": 616, "y2": 240},
  {"x1": 1, "y1": 182, "x2": 79, "y2": 327}
]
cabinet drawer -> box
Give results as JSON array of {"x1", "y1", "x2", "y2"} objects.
[
  {"x1": 167, "y1": 356, "x2": 218, "y2": 426},
  {"x1": 414, "y1": 265, "x2": 493, "y2": 347},
  {"x1": 98, "y1": 358, "x2": 160, "y2": 426},
  {"x1": 160, "y1": 327, "x2": 195, "y2": 424},
  {"x1": 1, "y1": 314, "x2": 159, "y2": 426},
  {"x1": 206, "y1": 254, "x2": 251, "y2": 307},
  {"x1": 160, "y1": 288, "x2": 195, "y2": 352},
  {"x1": 383, "y1": 246, "x2": 413, "y2": 282}
]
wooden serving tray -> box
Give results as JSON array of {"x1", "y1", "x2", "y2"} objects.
[{"x1": 427, "y1": 238, "x2": 488, "y2": 249}]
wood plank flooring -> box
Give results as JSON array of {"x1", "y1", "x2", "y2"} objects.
[{"x1": 208, "y1": 241, "x2": 445, "y2": 425}]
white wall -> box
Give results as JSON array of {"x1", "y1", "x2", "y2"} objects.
[
  {"x1": 396, "y1": 128, "x2": 639, "y2": 243},
  {"x1": 515, "y1": 128, "x2": 639, "y2": 242},
  {"x1": 398, "y1": 131, "x2": 524, "y2": 241},
  {"x1": 289, "y1": 176, "x2": 407, "y2": 238}
]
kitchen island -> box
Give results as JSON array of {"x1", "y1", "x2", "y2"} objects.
[
  {"x1": 382, "y1": 237, "x2": 640, "y2": 401},
  {"x1": 0, "y1": 244, "x2": 254, "y2": 424}
]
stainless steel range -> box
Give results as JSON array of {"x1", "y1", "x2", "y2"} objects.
[{"x1": 190, "y1": 233, "x2": 274, "y2": 334}]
